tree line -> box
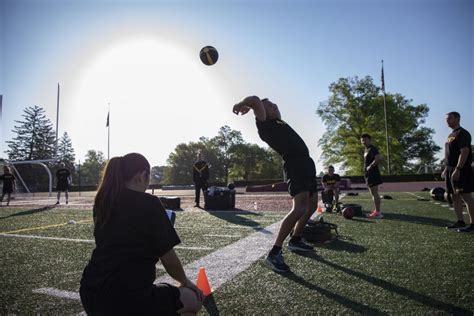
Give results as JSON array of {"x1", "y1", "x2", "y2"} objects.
[{"x1": 1, "y1": 75, "x2": 442, "y2": 191}]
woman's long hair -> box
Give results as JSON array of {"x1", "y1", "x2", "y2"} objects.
[{"x1": 94, "y1": 153, "x2": 150, "y2": 227}]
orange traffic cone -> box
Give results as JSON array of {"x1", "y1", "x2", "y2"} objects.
[
  {"x1": 196, "y1": 267, "x2": 212, "y2": 296},
  {"x1": 316, "y1": 206, "x2": 323, "y2": 213}
]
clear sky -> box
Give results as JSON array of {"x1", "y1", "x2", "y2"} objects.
[{"x1": 1, "y1": 0, "x2": 472, "y2": 174}]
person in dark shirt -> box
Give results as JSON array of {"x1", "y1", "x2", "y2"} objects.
[
  {"x1": 55, "y1": 162, "x2": 71, "y2": 205},
  {"x1": 442, "y1": 112, "x2": 474, "y2": 233},
  {"x1": 361, "y1": 134, "x2": 383, "y2": 219},
  {"x1": 80, "y1": 153, "x2": 203, "y2": 315},
  {"x1": 233, "y1": 96, "x2": 318, "y2": 273},
  {"x1": 0, "y1": 166, "x2": 16, "y2": 207},
  {"x1": 322, "y1": 165, "x2": 341, "y2": 209},
  {"x1": 193, "y1": 151, "x2": 209, "y2": 208}
]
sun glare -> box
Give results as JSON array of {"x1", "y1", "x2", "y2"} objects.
[{"x1": 68, "y1": 37, "x2": 229, "y2": 164}]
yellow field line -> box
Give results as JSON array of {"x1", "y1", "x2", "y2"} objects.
[{"x1": 0, "y1": 219, "x2": 92, "y2": 235}]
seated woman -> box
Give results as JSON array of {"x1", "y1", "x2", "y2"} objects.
[{"x1": 80, "y1": 153, "x2": 203, "y2": 315}]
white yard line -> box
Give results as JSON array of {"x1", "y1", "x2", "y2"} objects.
[
  {"x1": 32, "y1": 219, "x2": 282, "y2": 301},
  {"x1": 0, "y1": 233, "x2": 213, "y2": 250}
]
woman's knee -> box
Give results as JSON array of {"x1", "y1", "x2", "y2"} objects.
[{"x1": 177, "y1": 287, "x2": 202, "y2": 314}]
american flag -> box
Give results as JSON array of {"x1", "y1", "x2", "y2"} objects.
[{"x1": 106, "y1": 111, "x2": 109, "y2": 127}]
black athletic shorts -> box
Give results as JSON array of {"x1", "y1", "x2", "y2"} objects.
[
  {"x1": 445, "y1": 166, "x2": 474, "y2": 194},
  {"x1": 56, "y1": 181, "x2": 69, "y2": 191},
  {"x1": 284, "y1": 157, "x2": 318, "y2": 197},
  {"x1": 365, "y1": 168, "x2": 382, "y2": 188},
  {"x1": 2, "y1": 185, "x2": 13, "y2": 194},
  {"x1": 80, "y1": 282, "x2": 183, "y2": 315}
]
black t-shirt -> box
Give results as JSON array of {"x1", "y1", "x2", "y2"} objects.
[
  {"x1": 322, "y1": 173, "x2": 341, "y2": 186},
  {"x1": 56, "y1": 169, "x2": 70, "y2": 184},
  {"x1": 445, "y1": 127, "x2": 472, "y2": 169},
  {"x1": 256, "y1": 119, "x2": 309, "y2": 162},
  {"x1": 0, "y1": 174, "x2": 16, "y2": 190},
  {"x1": 81, "y1": 188, "x2": 180, "y2": 292},
  {"x1": 193, "y1": 160, "x2": 209, "y2": 182},
  {"x1": 364, "y1": 145, "x2": 380, "y2": 172}
]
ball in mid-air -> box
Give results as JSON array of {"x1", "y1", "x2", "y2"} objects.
[
  {"x1": 342, "y1": 207, "x2": 354, "y2": 219},
  {"x1": 200, "y1": 46, "x2": 219, "y2": 66}
]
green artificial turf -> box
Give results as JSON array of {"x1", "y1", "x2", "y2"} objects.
[{"x1": 1, "y1": 192, "x2": 473, "y2": 315}]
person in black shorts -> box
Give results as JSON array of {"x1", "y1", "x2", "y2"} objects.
[
  {"x1": 322, "y1": 165, "x2": 341, "y2": 211},
  {"x1": 55, "y1": 162, "x2": 71, "y2": 205},
  {"x1": 193, "y1": 151, "x2": 209, "y2": 208},
  {"x1": 233, "y1": 96, "x2": 318, "y2": 273},
  {"x1": 361, "y1": 134, "x2": 383, "y2": 219},
  {"x1": 80, "y1": 153, "x2": 203, "y2": 315},
  {"x1": 442, "y1": 112, "x2": 474, "y2": 233},
  {"x1": 0, "y1": 166, "x2": 16, "y2": 207}
]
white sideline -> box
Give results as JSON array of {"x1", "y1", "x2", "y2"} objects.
[{"x1": 32, "y1": 219, "x2": 282, "y2": 301}]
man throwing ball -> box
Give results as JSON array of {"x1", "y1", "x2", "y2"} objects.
[{"x1": 233, "y1": 96, "x2": 318, "y2": 272}]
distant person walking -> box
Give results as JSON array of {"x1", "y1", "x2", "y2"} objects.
[
  {"x1": 442, "y1": 111, "x2": 474, "y2": 233},
  {"x1": 193, "y1": 151, "x2": 209, "y2": 208},
  {"x1": 233, "y1": 96, "x2": 318, "y2": 273},
  {"x1": 80, "y1": 153, "x2": 203, "y2": 315},
  {"x1": 55, "y1": 162, "x2": 71, "y2": 205},
  {"x1": 0, "y1": 166, "x2": 16, "y2": 207},
  {"x1": 361, "y1": 134, "x2": 383, "y2": 219}
]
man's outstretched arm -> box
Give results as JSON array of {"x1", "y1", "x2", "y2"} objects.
[{"x1": 232, "y1": 96, "x2": 266, "y2": 122}]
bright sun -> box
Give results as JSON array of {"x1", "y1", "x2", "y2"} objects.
[{"x1": 67, "y1": 36, "x2": 230, "y2": 163}]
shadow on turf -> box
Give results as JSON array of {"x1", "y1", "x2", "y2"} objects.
[
  {"x1": 281, "y1": 271, "x2": 385, "y2": 314},
  {"x1": 206, "y1": 208, "x2": 269, "y2": 233},
  {"x1": 381, "y1": 213, "x2": 453, "y2": 228},
  {"x1": 202, "y1": 294, "x2": 220, "y2": 316},
  {"x1": 0, "y1": 204, "x2": 56, "y2": 220},
  {"x1": 302, "y1": 255, "x2": 472, "y2": 315},
  {"x1": 324, "y1": 238, "x2": 368, "y2": 253}
]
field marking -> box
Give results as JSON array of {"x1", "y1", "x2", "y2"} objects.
[
  {"x1": 154, "y1": 220, "x2": 282, "y2": 291},
  {"x1": 0, "y1": 219, "x2": 92, "y2": 234},
  {"x1": 0, "y1": 233, "x2": 213, "y2": 250},
  {"x1": 33, "y1": 287, "x2": 80, "y2": 300},
  {"x1": 32, "y1": 219, "x2": 283, "y2": 302},
  {"x1": 204, "y1": 234, "x2": 242, "y2": 238}
]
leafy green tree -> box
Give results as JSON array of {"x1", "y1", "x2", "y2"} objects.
[
  {"x1": 80, "y1": 150, "x2": 106, "y2": 186},
  {"x1": 6, "y1": 105, "x2": 56, "y2": 161},
  {"x1": 229, "y1": 144, "x2": 283, "y2": 181},
  {"x1": 317, "y1": 76, "x2": 440, "y2": 175},
  {"x1": 209, "y1": 125, "x2": 244, "y2": 183}
]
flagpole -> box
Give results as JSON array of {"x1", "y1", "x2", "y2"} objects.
[
  {"x1": 107, "y1": 103, "x2": 110, "y2": 161},
  {"x1": 55, "y1": 83, "x2": 60, "y2": 159},
  {"x1": 381, "y1": 60, "x2": 391, "y2": 175}
]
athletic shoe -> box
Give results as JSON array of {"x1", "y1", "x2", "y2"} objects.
[
  {"x1": 457, "y1": 225, "x2": 474, "y2": 233},
  {"x1": 66, "y1": 200, "x2": 69, "y2": 205},
  {"x1": 55, "y1": 201, "x2": 60, "y2": 205},
  {"x1": 288, "y1": 239, "x2": 314, "y2": 252},
  {"x1": 266, "y1": 251, "x2": 290, "y2": 273},
  {"x1": 446, "y1": 221, "x2": 466, "y2": 230},
  {"x1": 367, "y1": 211, "x2": 383, "y2": 219}
]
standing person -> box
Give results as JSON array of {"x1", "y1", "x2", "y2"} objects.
[
  {"x1": 322, "y1": 165, "x2": 341, "y2": 212},
  {"x1": 80, "y1": 153, "x2": 203, "y2": 315},
  {"x1": 233, "y1": 96, "x2": 318, "y2": 273},
  {"x1": 360, "y1": 134, "x2": 384, "y2": 219},
  {"x1": 0, "y1": 166, "x2": 16, "y2": 207},
  {"x1": 193, "y1": 151, "x2": 209, "y2": 208},
  {"x1": 55, "y1": 162, "x2": 71, "y2": 205},
  {"x1": 442, "y1": 112, "x2": 474, "y2": 233}
]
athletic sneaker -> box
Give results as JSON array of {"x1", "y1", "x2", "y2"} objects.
[
  {"x1": 367, "y1": 211, "x2": 383, "y2": 219},
  {"x1": 288, "y1": 239, "x2": 314, "y2": 252},
  {"x1": 457, "y1": 225, "x2": 474, "y2": 233},
  {"x1": 266, "y1": 251, "x2": 290, "y2": 273},
  {"x1": 446, "y1": 221, "x2": 465, "y2": 230}
]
